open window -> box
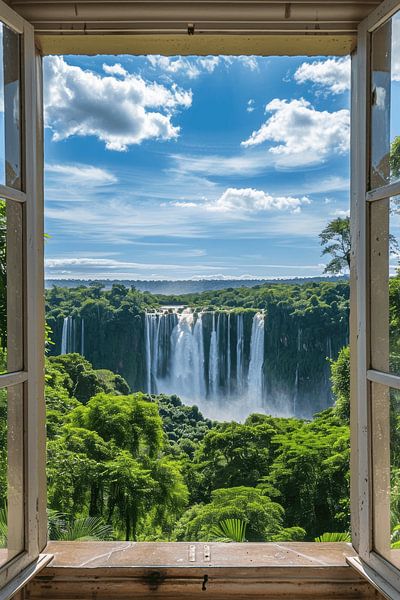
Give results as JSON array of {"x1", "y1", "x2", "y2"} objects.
[
  {"x1": 0, "y1": 0, "x2": 49, "y2": 597},
  {"x1": 350, "y1": 0, "x2": 400, "y2": 595},
  {"x1": 5, "y1": 0, "x2": 400, "y2": 597}
]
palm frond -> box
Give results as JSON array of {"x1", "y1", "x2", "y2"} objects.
[
  {"x1": 210, "y1": 518, "x2": 247, "y2": 542},
  {"x1": 315, "y1": 532, "x2": 351, "y2": 542},
  {"x1": 52, "y1": 517, "x2": 114, "y2": 541}
]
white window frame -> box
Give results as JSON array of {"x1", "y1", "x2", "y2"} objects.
[
  {"x1": 349, "y1": 0, "x2": 400, "y2": 595},
  {"x1": 5, "y1": 0, "x2": 400, "y2": 597},
  {"x1": 0, "y1": 0, "x2": 49, "y2": 596}
]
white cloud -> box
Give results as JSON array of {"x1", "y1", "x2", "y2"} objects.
[
  {"x1": 44, "y1": 56, "x2": 192, "y2": 151},
  {"x1": 174, "y1": 187, "x2": 311, "y2": 214},
  {"x1": 147, "y1": 56, "x2": 202, "y2": 79},
  {"x1": 294, "y1": 57, "x2": 350, "y2": 94},
  {"x1": 239, "y1": 56, "x2": 258, "y2": 71},
  {"x1": 46, "y1": 163, "x2": 117, "y2": 185},
  {"x1": 102, "y1": 63, "x2": 127, "y2": 77},
  {"x1": 198, "y1": 56, "x2": 221, "y2": 73},
  {"x1": 247, "y1": 99, "x2": 255, "y2": 113},
  {"x1": 223, "y1": 56, "x2": 259, "y2": 71},
  {"x1": 170, "y1": 151, "x2": 271, "y2": 177},
  {"x1": 147, "y1": 55, "x2": 258, "y2": 79},
  {"x1": 241, "y1": 98, "x2": 350, "y2": 167},
  {"x1": 332, "y1": 208, "x2": 350, "y2": 217}
]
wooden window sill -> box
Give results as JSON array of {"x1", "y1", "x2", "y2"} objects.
[{"x1": 23, "y1": 542, "x2": 384, "y2": 598}]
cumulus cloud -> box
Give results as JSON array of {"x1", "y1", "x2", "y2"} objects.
[
  {"x1": 102, "y1": 63, "x2": 127, "y2": 77},
  {"x1": 174, "y1": 187, "x2": 311, "y2": 214},
  {"x1": 147, "y1": 55, "x2": 258, "y2": 79},
  {"x1": 46, "y1": 163, "x2": 117, "y2": 185},
  {"x1": 44, "y1": 56, "x2": 192, "y2": 151},
  {"x1": 241, "y1": 98, "x2": 350, "y2": 167},
  {"x1": 294, "y1": 57, "x2": 350, "y2": 94},
  {"x1": 247, "y1": 99, "x2": 255, "y2": 113},
  {"x1": 147, "y1": 56, "x2": 203, "y2": 79}
]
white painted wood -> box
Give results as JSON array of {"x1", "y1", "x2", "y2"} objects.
[
  {"x1": 347, "y1": 556, "x2": 398, "y2": 600},
  {"x1": 366, "y1": 180, "x2": 400, "y2": 202},
  {"x1": 22, "y1": 21, "x2": 47, "y2": 561},
  {"x1": 0, "y1": 0, "x2": 46, "y2": 595},
  {"x1": 0, "y1": 0, "x2": 24, "y2": 32},
  {"x1": 367, "y1": 370, "x2": 400, "y2": 390},
  {"x1": 0, "y1": 555, "x2": 52, "y2": 600},
  {"x1": 351, "y1": 18, "x2": 372, "y2": 561},
  {"x1": 352, "y1": 1, "x2": 400, "y2": 595},
  {"x1": 0, "y1": 371, "x2": 27, "y2": 388},
  {"x1": 0, "y1": 185, "x2": 26, "y2": 203}
]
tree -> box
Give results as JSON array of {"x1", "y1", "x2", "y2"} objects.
[
  {"x1": 319, "y1": 217, "x2": 351, "y2": 275},
  {"x1": 390, "y1": 135, "x2": 400, "y2": 179},
  {"x1": 331, "y1": 346, "x2": 350, "y2": 424},
  {"x1": 320, "y1": 214, "x2": 399, "y2": 276},
  {"x1": 173, "y1": 487, "x2": 286, "y2": 542}
]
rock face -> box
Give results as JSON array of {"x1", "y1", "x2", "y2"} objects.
[{"x1": 51, "y1": 303, "x2": 348, "y2": 421}]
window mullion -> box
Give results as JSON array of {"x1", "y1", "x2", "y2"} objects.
[
  {"x1": 0, "y1": 186, "x2": 26, "y2": 204},
  {"x1": 0, "y1": 371, "x2": 28, "y2": 388}
]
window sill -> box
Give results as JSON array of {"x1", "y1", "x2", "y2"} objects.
[{"x1": 24, "y1": 542, "x2": 384, "y2": 598}]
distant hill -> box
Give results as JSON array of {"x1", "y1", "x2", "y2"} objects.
[{"x1": 45, "y1": 276, "x2": 348, "y2": 295}]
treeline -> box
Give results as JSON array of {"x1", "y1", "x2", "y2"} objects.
[
  {"x1": 2, "y1": 349, "x2": 350, "y2": 542},
  {"x1": 45, "y1": 281, "x2": 350, "y2": 415}
]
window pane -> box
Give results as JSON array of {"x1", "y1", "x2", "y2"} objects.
[
  {"x1": 370, "y1": 9, "x2": 400, "y2": 190},
  {"x1": 0, "y1": 22, "x2": 21, "y2": 190},
  {"x1": 0, "y1": 384, "x2": 24, "y2": 566},
  {"x1": 369, "y1": 195, "x2": 400, "y2": 375},
  {"x1": 0, "y1": 198, "x2": 23, "y2": 374}
]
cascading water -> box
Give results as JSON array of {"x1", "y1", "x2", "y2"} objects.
[
  {"x1": 236, "y1": 313, "x2": 244, "y2": 394},
  {"x1": 144, "y1": 308, "x2": 266, "y2": 420},
  {"x1": 247, "y1": 312, "x2": 265, "y2": 405},
  {"x1": 60, "y1": 316, "x2": 85, "y2": 356},
  {"x1": 61, "y1": 316, "x2": 72, "y2": 355},
  {"x1": 208, "y1": 313, "x2": 218, "y2": 398},
  {"x1": 81, "y1": 318, "x2": 85, "y2": 356}
]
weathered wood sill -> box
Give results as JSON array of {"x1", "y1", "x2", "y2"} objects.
[{"x1": 25, "y1": 541, "x2": 384, "y2": 599}]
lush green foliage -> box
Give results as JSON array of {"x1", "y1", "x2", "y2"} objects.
[
  {"x1": 390, "y1": 135, "x2": 400, "y2": 179},
  {"x1": 33, "y1": 350, "x2": 351, "y2": 542}
]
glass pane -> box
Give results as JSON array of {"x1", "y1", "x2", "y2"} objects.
[
  {"x1": 0, "y1": 22, "x2": 21, "y2": 190},
  {"x1": 0, "y1": 384, "x2": 24, "y2": 566},
  {"x1": 370, "y1": 9, "x2": 400, "y2": 189},
  {"x1": 369, "y1": 195, "x2": 400, "y2": 375},
  {"x1": 0, "y1": 198, "x2": 23, "y2": 374}
]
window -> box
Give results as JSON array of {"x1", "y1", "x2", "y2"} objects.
[
  {"x1": 351, "y1": 0, "x2": 400, "y2": 594},
  {"x1": 0, "y1": 0, "x2": 48, "y2": 594}
]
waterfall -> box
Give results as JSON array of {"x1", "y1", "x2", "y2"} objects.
[
  {"x1": 208, "y1": 313, "x2": 218, "y2": 398},
  {"x1": 61, "y1": 316, "x2": 74, "y2": 354},
  {"x1": 247, "y1": 312, "x2": 265, "y2": 403},
  {"x1": 294, "y1": 363, "x2": 299, "y2": 416},
  {"x1": 168, "y1": 308, "x2": 205, "y2": 400},
  {"x1": 193, "y1": 312, "x2": 206, "y2": 399},
  {"x1": 145, "y1": 313, "x2": 152, "y2": 393},
  {"x1": 227, "y1": 312, "x2": 231, "y2": 395},
  {"x1": 141, "y1": 308, "x2": 270, "y2": 420},
  {"x1": 81, "y1": 318, "x2": 85, "y2": 356},
  {"x1": 236, "y1": 313, "x2": 244, "y2": 394}
]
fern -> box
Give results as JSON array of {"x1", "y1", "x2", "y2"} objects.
[
  {"x1": 51, "y1": 516, "x2": 113, "y2": 541},
  {"x1": 315, "y1": 532, "x2": 351, "y2": 542},
  {"x1": 210, "y1": 518, "x2": 247, "y2": 542}
]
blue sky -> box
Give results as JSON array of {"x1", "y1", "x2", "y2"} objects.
[{"x1": 43, "y1": 53, "x2": 354, "y2": 281}]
